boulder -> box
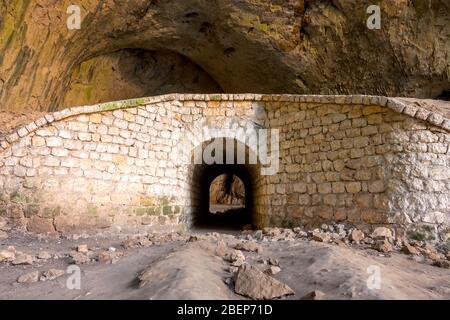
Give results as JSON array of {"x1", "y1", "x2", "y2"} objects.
[
  {"x1": 233, "y1": 264, "x2": 294, "y2": 299},
  {"x1": 371, "y1": 227, "x2": 393, "y2": 240},
  {"x1": 349, "y1": 229, "x2": 365, "y2": 242},
  {"x1": 17, "y1": 271, "x2": 39, "y2": 284}
]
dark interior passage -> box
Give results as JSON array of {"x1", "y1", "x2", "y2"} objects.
[{"x1": 190, "y1": 138, "x2": 260, "y2": 230}]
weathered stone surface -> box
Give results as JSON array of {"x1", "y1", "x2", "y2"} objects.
[
  {"x1": 17, "y1": 271, "x2": 39, "y2": 284},
  {"x1": 12, "y1": 252, "x2": 34, "y2": 265},
  {"x1": 349, "y1": 229, "x2": 365, "y2": 242},
  {"x1": 371, "y1": 227, "x2": 393, "y2": 240},
  {"x1": 0, "y1": 247, "x2": 16, "y2": 263},
  {"x1": 27, "y1": 217, "x2": 56, "y2": 234},
  {"x1": 233, "y1": 264, "x2": 294, "y2": 299},
  {"x1": 301, "y1": 290, "x2": 326, "y2": 300},
  {"x1": 234, "y1": 242, "x2": 263, "y2": 253},
  {"x1": 40, "y1": 269, "x2": 65, "y2": 281},
  {"x1": 374, "y1": 240, "x2": 393, "y2": 253}
]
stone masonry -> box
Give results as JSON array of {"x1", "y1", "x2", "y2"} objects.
[{"x1": 0, "y1": 94, "x2": 449, "y2": 237}]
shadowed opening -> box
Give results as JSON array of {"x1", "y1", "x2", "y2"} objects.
[{"x1": 189, "y1": 138, "x2": 260, "y2": 230}]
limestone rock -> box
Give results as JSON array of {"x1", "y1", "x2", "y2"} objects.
[
  {"x1": 349, "y1": 229, "x2": 365, "y2": 242},
  {"x1": 402, "y1": 242, "x2": 420, "y2": 255},
  {"x1": 12, "y1": 252, "x2": 34, "y2": 265},
  {"x1": 37, "y1": 251, "x2": 52, "y2": 260},
  {"x1": 0, "y1": 230, "x2": 8, "y2": 240},
  {"x1": 234, "y1": 241, "x2": 263, "y2": 253},
  {"x1": 70, "y1": 251, "x2": 91, "y2": 265},
  {"x1": 371, "y1": 227, "x2": 393, "y2": 240},
  {"x1": 311, "y1": 231, "x2": 331, "y2": 243},
  {"x1": 374, "y1": 239, "x2": 393, "y2": 253},
  {"x1": 97, "y1": 250, "x2": 123, "y2": 264},
  {"x1": 17, "y1": 271, "x2": 39, "y2": 284},
  {"x1": 233, "y1": 264, "x2": 294, "y2": 300},
  {"x1": 40, "y1": 269, "x2": 65, "y2": 281},
  {"x1": 433, "y1": 260, "x2": 450, "y2": 269},
  {"x1": 301, "y1": 290, "x2": 326, "y2": 300},
  {"x1": 265, "y1": 266, "x2": 281, "y2": 275},
  {"x1": 224, "y1": 250, "x2": 246, "y2": 267},
  {"x1": 0, "y1": 247, "x2": 16, "y2": 263},
  {"x1": 77, "y1": 244, "x2": 89, "y2": 253}
]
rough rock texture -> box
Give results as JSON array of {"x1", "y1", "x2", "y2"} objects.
[
  {"x1": 233, "y1": 264, "x2": 295, "y2": 299},
  {"x1": 210, "y1": 174, "x2": 245, "y2": 206},
  {"x1": 1, "y1": 1, "x2": 449, "y2": 112}
]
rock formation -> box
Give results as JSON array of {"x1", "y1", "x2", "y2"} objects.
[{"x1": 1, "y1": 0, "x2": 449, "y2": 112}]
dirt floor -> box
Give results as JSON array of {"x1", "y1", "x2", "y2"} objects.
[{"x1": 0, "y1": 227, "x2": 449, "y2": 300}]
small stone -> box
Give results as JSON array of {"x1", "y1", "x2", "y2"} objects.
[
  {"x1": 349, "y1": 229, "x2": 365, "y2": 242},
  {"x1": 265, "y1": 266, "x2": 281, "y2": 275},
  {"x1": 37, "y1": 251, "x2": 52, "y2": 260},
  {"x1": 77, "y1": 244, "x2": 89, "y2": 253},
  {"x1": 224, "y1": 250, "x2": 246, "y2": 266},
  {"x1": 311, "y1": 231, "x2": 331, "y2": 243},
  {"x1": 17, "y1": 271, "x2": 39, "y2": 284},
  {"x1": 70, "y1": 251, "x2": 91, "y2": 265},
  {"x1": 40, "y1": 269, "x2": 65, "y2": 281},
  {"x1": 0, "y1": 249, "x2": 15, "y2": 262},
  {"x1": 12, "y1": 252, "x2": 34, "y2": 265},
  {"x1": 268, "y1": 258, "x2": 279, "y2": 266},
  {"x1": 371, "y1": 227, "x2": 393, "y2": 240},
  {"x1": 235, "y1": 241, "x2": 263, "y2": 253},
  {"x1": 0, "y1": 230, "x2": 8, "y2": 240},
  {"x1": 402, "y1": 242, "x2": 419, "y2": 255},
  {"x1": 374, "y1": 239, "x2": 393, "y2": 253},
  {"x1": 301, "y1": 290, "x2": 326, "y2": 300},
  {"x1": 433, "y1": 260, "x2": 450, "y2": 269}
]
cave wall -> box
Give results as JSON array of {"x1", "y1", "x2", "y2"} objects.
[
  {"x1": 1, "y1": 0, "x2": 449, "y2": 112},
  {"x1": 0, "y1": 94, "x2": 448, "y2": 237}
]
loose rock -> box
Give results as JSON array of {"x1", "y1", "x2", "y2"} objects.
[
  {"x1": 77, "y1": 244, "x2": 89, "y2": 253},
  {"x1": 40, "y1": 269, "x2": 65, "y2": 281},
  {"x1": 37, "y1": 251, "x2": 52, "y2": 260},
  {"x1": 301, "y1": 290, "x2": 326, "y2": 300},
  {"x1": 374, "y1": 239, "x2": 393, "y2": 253},
  {"x1": 235, "y1": 241, "x2": 263, "y2": 253},
  {"x1": 311, "y1": 231, "x2": 331, "y2": 243},
  {"x1": 17, "y1": 271, "x2": 39, "y2": 284},
  {"x1": 265, "y1": 266, "x2": 281, "y2": 275},
  {"x1": 349, "y1": 229, "x2": 365, "y2": 242},
  {"x1": 70, "y1": 251, "x2": 91, "y2": 265},
  {"x1": 371, "y1": 227, "x2": 393, "y2": 240},
  {"x1": 12, "y1": 252, "x2": 34, "y2": 265},
  {"x1": 0, "y1": 230, "x2": 8, "y2": 240},
  {"x1": 233, "y1": 264, "x2": 294, "y2": 299}
]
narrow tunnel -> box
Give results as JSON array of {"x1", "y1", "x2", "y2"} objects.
[{"x1": 188, "y1": 138, "x2": 261, "y2": 230}]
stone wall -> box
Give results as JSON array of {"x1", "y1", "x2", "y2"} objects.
[{"x1": 0, "y1": 94, "x2": 449, "y2": 237}]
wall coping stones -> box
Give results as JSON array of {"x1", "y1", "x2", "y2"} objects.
[{"x1": 1, "y1": 94, "x2": 449, "y2": 152}]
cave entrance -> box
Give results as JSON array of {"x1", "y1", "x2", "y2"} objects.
[
  {"x1": 190, "y1": 138, "x2": 260, "y2": 230},
  {"x1": 209, "y1": 174, "x2": 245, "y2": 214}
]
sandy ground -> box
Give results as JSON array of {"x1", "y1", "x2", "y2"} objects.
[{"x1": 0, "y1": 229, "x2": 449, "y2": 300}]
